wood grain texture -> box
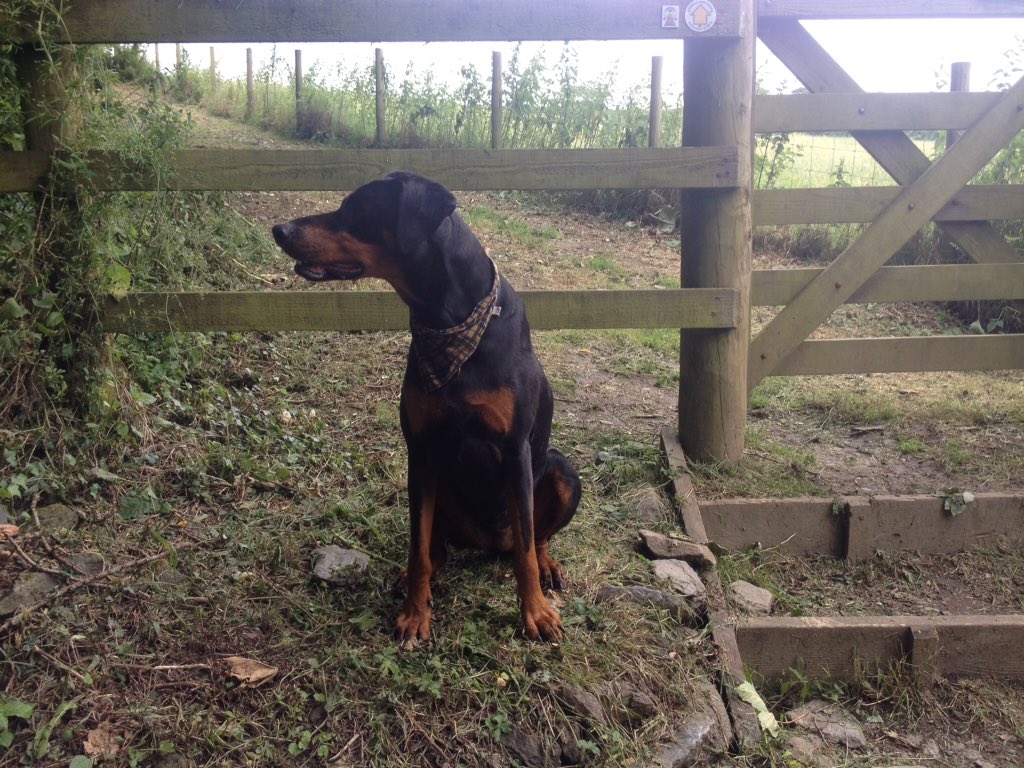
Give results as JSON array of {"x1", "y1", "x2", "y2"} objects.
[
  {"x1": 0, "y1": 147, "x2": 740, "y2": 192},
  {"x1": 99, "y1": 288, "x2": 740, "y2": 333},
  {"x1": 737, "y1": 615, "x2": 1024, "y2": 683},
  {"x1": 752, "y1": 264, "x2": 1024, "y2": 305},
  {"x1": 660, "y1": 426, "x2": 709, "y2": 544},
  {"x1": 772, "y1": 335, "x2": 1024, "y2": 376},
  {"x1": 748, "y1": 69, "x2": 1024, "y2": 389},
  {"x1": 846, "y1": 494, "x2": 1024, "y2": 562},
  {"x1": 758, "y1": 18, "x2": 1021, "y2": 265},
  {"x1": 755, "y1": 92, "x2": 1000, "y2": 132},
  {"x1": 700, "y1": 497, "x2": 846, "y2": 555},
  {"x1": 3, "y1": 0, "x2": 743, "y2": 43},
  {"x1": 754, "y1": 184, "x2": 1024, "y2": 225},
  {"x1": 679, "y1": 0, "x2": 755, "y2": 462},
  {"x1": 757, "y1": 0, "x2": 1024, "y2": 18}
]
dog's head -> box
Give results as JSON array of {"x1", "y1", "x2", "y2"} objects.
[{"x1": 271, "y1": 172, "x2": 456, "y2": 286}]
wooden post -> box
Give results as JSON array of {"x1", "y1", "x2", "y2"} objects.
[
  {"x1": 649, "y1": 55, "x2": 662, "y2": 148},
  {"x1": 294, "y1": 49, "x2": 303, "y2": 132},
  {"x1": 209, "y1": 45, "x2": 216, "y2": 91},
  {"x1": 375, "y1": 48, "x2": 386, "y2": 146},
  {"x1": 175, "y1": 42, "x2": 181, "y2": 74},
  {"x1": 491, "y1": 51, "x2": 503, "y2": 149},
  {"x1": 678, "y1": 0, "x2": 754, "y2": 462},
  {"x1": 245, "y1": 48, "x2": 254, "y2": 121},
  {"x1": 947, "y1": 61, "x2": 970, "y2": 149},
  {"x1": 154, "y1": 43, "x2": 159, "y2": 72}
]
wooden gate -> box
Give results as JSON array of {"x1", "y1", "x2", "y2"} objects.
[
  {"x1": 2, "y1": 0, "x2": 1023, "y2": 464},
  {"x1": 748, "y1": 5, "x2": 1024, "y2": 389}
]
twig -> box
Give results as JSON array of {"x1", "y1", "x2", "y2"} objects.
[
  {"x1": 151, "y1": 663, "x2": 212, "y2": 672},
  {"x1": 31, "y1": 493, "x2": 88, "y2": 576},
  {"x1": 0, "y1": 540, "x2": 205, "y2": 636},
  {"x1": 31, "y1": 646, "x2": 88, "y2": 683},
  {"x1": 2, "y1": 531, "x2": 60, "y2": 575}
]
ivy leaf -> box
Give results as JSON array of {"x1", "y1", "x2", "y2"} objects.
[
  {"x1": 2, "y1": 297, "x2": 28, "y2": 320},
  {"x1": 104, "y1": 264, "x2": 133, "y2": 301}
]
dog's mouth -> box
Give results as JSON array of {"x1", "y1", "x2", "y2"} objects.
[{"x1": 294, "y1": 261, "x2": 365, "y2": 282}]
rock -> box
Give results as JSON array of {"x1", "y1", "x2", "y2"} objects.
[
  {"x1": 34, "y1": 503, "x2": 78, "y2": 531},
  {"x1": 637, "y1": 530, "x2": 717, "y2": 569},
  {"x1": 652, "y1": 559, "x2": 706, "y2": 602},
  {"x1": 70, "y1": 552, "x2": 105, "y2": 576},
  {"x1": 599, "y1": 681, "x2": 659, "y2": 725},
  {"x1": 0, "y1": 504, "x2": 9, "y2": 524},
  {"x1": 0, "y1": 572, "x2": 61, "y2": 616},
  {"x1": 556, "y1": 724, "x2": 583, "y2": 766},
  {"x1": 500, "y1": 726, "x2": 551, "y2": 768},
  {"x1": 556, "y1": 683, "x2": 608, "y2": 727},
  {"x1": 730, "y1": 580, "x2": 774, "y2": 614},
  {"x1": 787, "y1": 699, "x2": 867, "y2": 749},
  {"x1": 656, "y1": 713, "x2": 717, "y2": 768},
  {"x1": 921, "y1": 738, "x2": 941, "y2": 758},
  {"x1": 311, "y1": 545, "x2": 370, "y2": 584},
  {"x1": 635, "y1": 488, "x2": 669, "y2": 524},
  {"x1": 691, "y1": 678, "x2": 733, "y2": 753},
  {"x1": 595, "y1": 585, "x2": 703, "y2": 626},
  {"x1": 787, "y1": 734, "x2": 831, "y2": 768},
  {"x1": 656, "y1": 679, "x2": 733, "y2": 767}
]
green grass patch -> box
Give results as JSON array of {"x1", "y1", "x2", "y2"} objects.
[{"x1": 463, "y1": 205, "x2": 561, "y2": 248}]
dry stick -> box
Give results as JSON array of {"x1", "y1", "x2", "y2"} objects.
[
  {"x1": 2, "y1": 531, "x2": 59, "y2": 575},
  {"x1": 0, "y1": 539, "x2": 205, "y2": 635},
  {"x1": 31, "y1": 493, "x2": 89, "y2": 576}
]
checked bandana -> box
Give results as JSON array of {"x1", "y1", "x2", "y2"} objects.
[{"x1": 410, "y1": 261, "x2": 502, "y2": 391}]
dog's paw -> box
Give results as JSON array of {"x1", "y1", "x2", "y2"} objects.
[
  {"x1": 522, "y1": 598, "x2": 563, "y2": 642},
  {"x1": 538, "y1": 554, "x2": 566, "y2": 591},
  {"x1": 395, "y1": 600, "x2": 432, "y2": 644}
]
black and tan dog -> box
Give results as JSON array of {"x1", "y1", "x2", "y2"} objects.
[{"x1": 272, "y1": 172, "x2": 581, "y2": 642}]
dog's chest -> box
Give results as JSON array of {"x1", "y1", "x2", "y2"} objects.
[{"x1": 401, "y1": 384, "x2": 516, "y2": 442}]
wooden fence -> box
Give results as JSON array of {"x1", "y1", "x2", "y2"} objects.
[{"x1": 3, "y1": 0, "x2": 1023, "y2": 464}]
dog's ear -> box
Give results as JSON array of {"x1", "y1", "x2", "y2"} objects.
[{"x1": 391, "y1": 173, "x2": 457, "y2": 254}]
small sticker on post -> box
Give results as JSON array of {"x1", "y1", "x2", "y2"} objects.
[
  {"x1": 684, "y1": 0, "x2": 717, "y2": 32},
  {"x1": 661, "y1": 5, "x2": 680, "y2": 28}
]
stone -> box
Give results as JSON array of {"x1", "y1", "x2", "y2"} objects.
[
  {"x1": 787, "y1": 699, "x2": 867, "y2": 749},
  {"x1": 0, "y1": 504, "x2": 9, "y2": 524},
  {"x1": 787, "y1": 734, "x2": 831, "y2": 768},
  {"x1": 690, "y1": 678, "x2": 733, "y2": 754},
  {"x1": 34, "y1": 503, "x2": 78, "y2": 531},
  {"x1": 555, "y1": 724, "x2": 582, "y2": 766},
  {"x1": 0, "y1": 572, "x2": 61, "y2": 616},
  {"x1": 921, "y1": 739, "x2": 941, "y2": 758},
  {"x1": 730, "y1": 580, "x2": 774, "y2": 614},
  {"x1": 635, "y1": 488, "x2": 669, "y2": 524},
  {"x1": 556, "y1": 683, "x2": 608, "y2": 727},
  {"x1": 500, "y1": 726, "x2": 550, "y2": 768},
  {"x1": 599, "y1": 681, "x2": 659, "y2": 725},
  {"x1": 656, "y1": 713, "x2": 717, "y2": 768},
  {"x1": 638, "y1": 530, "x2": 716, "y2": 569},
  {"x1": 311, "y1": 545, "x2": 370, "y2": 584},
  {"x1": 595, "y1": 585, "x2": 703, "y2": 626},
  {"x1": 70, "y1": 552, "x2": 105, "y2": 576},
  {"x1": 652, "y1": 559, "x2": 706, "y2": 601}
]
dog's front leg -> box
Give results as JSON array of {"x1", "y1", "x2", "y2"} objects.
[
  {"x1": 507, "y1": 443, "x2": 563, "y2": 641},
  {"x1": 396, "y1": 458, "x2": 436, "y2": 643}
]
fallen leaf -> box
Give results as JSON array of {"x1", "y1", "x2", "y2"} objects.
[
  {"x1": 83, "y1": 723, "x2": 120, "y2": 757},
  {"x1": 735, "y1": 681, "x2": 780, "y2": 737},
  {"x1": 0, "y1": 524, "x2": 19, "y2": 538},
  {"x1": 225, "y1": 656, "x2": 279, "y2": 688}
]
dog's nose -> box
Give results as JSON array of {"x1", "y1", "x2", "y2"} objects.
[{"x1": 272, "y1": 222, "x2": 294, "y2": 247}]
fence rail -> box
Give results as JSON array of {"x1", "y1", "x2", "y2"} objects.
[
  {"x1": 98, "y1": 288, "x2": 739, "y2": 333},
  {"x1": 0, "y1": 147, "x2": 740, "y2": 193},
  {"x1": 2, "y1": 0, "x2": 745, "y2": 43},
  {"x1": 4, "y1": 0, "x2": 1024, "y2": 462}
]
